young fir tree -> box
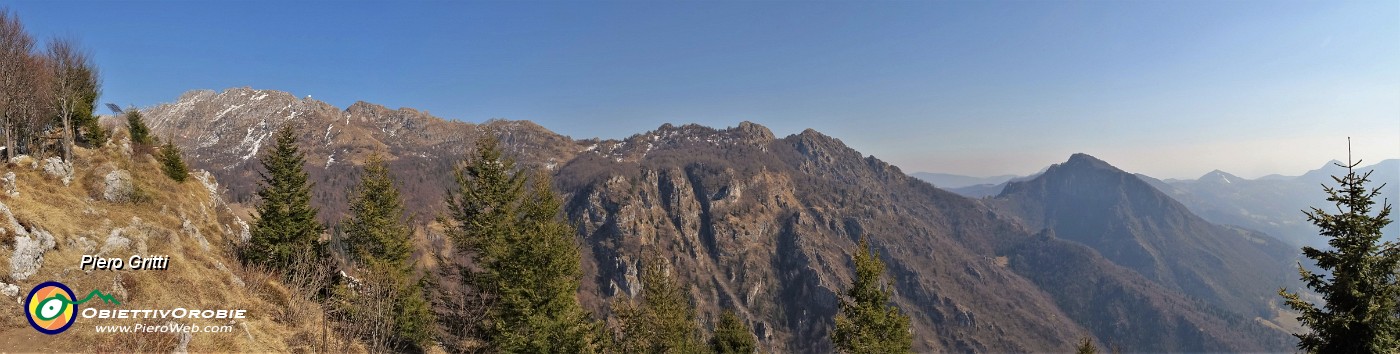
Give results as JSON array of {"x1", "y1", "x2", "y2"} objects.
[
  {"x1": 612, "y1": 256, "x2": 705, "y2": 354},
  {"x1": 1075, "y1": 337, "x2": 1099, "y2": 354},
  {"x1": 445, "y1": 137, "x2": 597, "y2": 353},
  {"x1": 158, "y1": 140, "x2": 188, "y2": 182},
  {"x1": 244, "y1": 125, "x2": 323, "y2": 271},
  {"x1": 711, "y1": 309, "x2": 758, "y2": 354},
  {"x1": 344, "y1": 154, "x2": 413, "y2": 264},
  {"x1": 1279, "y1": 150, "x2": 1399, "y2": 353},
  {"x1": 339, "y1": 154, "x2": 434, "y2": 350},
  {"x1": 126, "y1": 110, "x2": 152, "y2": 145},
  {"x1": 831, "y1": 235, "x2": 913, "y2": 354},
  {"x1": 73, "y1": 65, "x2": 104, "y2": 147}
]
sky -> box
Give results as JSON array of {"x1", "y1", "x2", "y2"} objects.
[{"x1": 5, "y1": 0, "x2": 1398, "y2": 179}]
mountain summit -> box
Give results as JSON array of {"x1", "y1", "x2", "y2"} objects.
[
  {"x1": 139, "y1": 88, "x2": 1299, "y2": 352},
  {"x1": 1198, "y1": 169, "x2": 1243, "y2": 185},
  {"x1": 992, "y1": 153, "x2": 1299, "y2": 323}
]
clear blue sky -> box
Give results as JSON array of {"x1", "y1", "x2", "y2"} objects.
[{"x1": 7, "y1": 0, "x2": 1398, "y2": 179}]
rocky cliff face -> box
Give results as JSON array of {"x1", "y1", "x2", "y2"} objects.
[
  {"x1": 557, "y1": 125, "x2": 1090, "y2": 352},
  {"x1": 143, "y1": 87, "x2": 1298, "y2": 352}
]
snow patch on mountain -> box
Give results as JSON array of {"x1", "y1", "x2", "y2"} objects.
[
  {"x1": 216, "y1": 104, "x2": 244, "y2": 118},
  {"x1": 238, "y1": 120, "x2": 271, "y2": 162}
]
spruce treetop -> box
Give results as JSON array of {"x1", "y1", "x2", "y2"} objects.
[
  {"x1": 712, "y1": 309, "x2": 758, "y2": 354},
  {"x1": 1280, "y1": 150, "x2": 1399, "y2": 354},
  {"x1": 832, "y1": 235, "x2": 913, "y2": 354}
]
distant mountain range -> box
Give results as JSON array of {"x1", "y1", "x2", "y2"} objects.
[
  {"x1": 1149, "y1": 159, "x2": 1398, "y2": 248},
  {"x1": 923, "y1": 159, "x2": 1399, "y2": 247},
  {"x1": 913, "y1": 170, "x2": 1044, "y2": 198},
  {"x1": 137, "y1": 87, "x2": 1304, "y2": 352},
  {"x1": 909, "y1": 172, "x2": 1020, "y2": 189}
]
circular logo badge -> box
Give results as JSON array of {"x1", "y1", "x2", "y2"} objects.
[{"x1": 25, "y1": 281, "x2": 77, "y2": 335}]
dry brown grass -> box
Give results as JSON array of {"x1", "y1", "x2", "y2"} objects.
[{"x1": 0, "y1": 140, "x2": 363, "y2": 352}]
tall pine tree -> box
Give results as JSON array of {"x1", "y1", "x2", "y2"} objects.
[
  {"x1": 445, "y1": 137, "x2": 597, "y2": 353},
  {"x1": 831, "y1": 235, "x2": 912, "y2": 354},
  {"x1": 244, "y1": 125, "x2": 323, "y2": 271},
  {"x1": 612, "y1": 255, "x2": 705, "y2": 354},
  {"x1": 1279, "y1": 148, "x2": 1399, "y2": 353},
  {"x1": 339, "y1": 154, "x2": 433, "y2": 351},
  {"x1": 711, "y1": 309, "x2": 757, "y2": 354}
]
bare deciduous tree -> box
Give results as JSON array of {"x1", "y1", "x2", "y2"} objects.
[
  {"x1": 0, "y1": 8, "x2": 36, "y2": 159},
  {"x1": 16, "y1": 53, "x2": 52, "y2": 157},
  {"x1": 46, "y1": 38, "x2": 98, "y2": 162},
  {"x1": 334, "y1": 264, "x2": 404, "y2": 353}
]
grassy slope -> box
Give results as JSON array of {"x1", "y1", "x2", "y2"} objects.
[{"x1": 0, "y1": 139, "x2": 358, "y2": 352}]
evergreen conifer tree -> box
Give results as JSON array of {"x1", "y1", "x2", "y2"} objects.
[
  {"x1": 344, "y1": 154, "x2": 413, "y2": 265},
  {"x1": 445, "y1": 137, "x2": 597, "y2": 353},
  {"x1": 126, "y1": 110, "x2": 151, "y2": 145},
  {"x1": 711, "y1": 309, "x2": 758, "y2": 354},
  {"x1": 340, "y1": 154, "x2": 433, "y2": 350},
  {"x1": 831, "y1": 235, "x2": 913, "y2": 354},
  {"x1": 613, "y1": 256, "x2": 705, "y2": 354},
  {"x1": 244, "y1": 125, "x2": 323, "y2": 271},
  {"x1": 158, "y1": 140, "x2": 188, "y2": 182},
  {"x1": 1279, "y1": 148, "x2": 1399, "y2": 353},
  {"x1": 1075, "y1": 337, "x2": 1099, "y2": 354},
  {"x1": 73, "y1": 65, "x2": 104, "y2": 147}
]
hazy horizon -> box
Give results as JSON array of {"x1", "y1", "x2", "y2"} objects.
[{"x1": 7, "y1": 0, "x2": 1397, "y2": 180}]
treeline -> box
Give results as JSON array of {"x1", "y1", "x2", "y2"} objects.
[
  {"x1": 0, "y1": 8, "x2": 103, "y2": 162},
  {"x1": 239, "y1": 125, "x2": 914, "y2": 353}
]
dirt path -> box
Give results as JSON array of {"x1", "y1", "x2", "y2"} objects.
[{"x1": 0, "y1": 327, "x2": 64, "y2": 352}]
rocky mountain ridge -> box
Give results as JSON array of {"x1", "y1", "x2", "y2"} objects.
[
  {"x1": 138, "y1": 87, "x2": 579, "y2": 222},
  {"x1": 141, "y1": 87, "x2": 1300, "y2": 352}
]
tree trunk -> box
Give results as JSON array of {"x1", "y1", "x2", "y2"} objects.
[
  {"x1": 60, "y1": 98, "x2": 70, "y2": 162},
  {"x1": 4, "y1": 122, "x2": 13, "y2": 160}
]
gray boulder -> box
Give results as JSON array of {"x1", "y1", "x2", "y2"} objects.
[
  {"x1": 1, "y1": 171, "x2": 16, "y2": 197},
  {"x1": 42, "y1": 157, "x2": 73, "y2": 186},
  {"x1": 103, "y1": 170, "x2": 134, "y2": 202},
  {"x1": 0, "y1": 281, "x2": 17, "y2": 297},
  {"x1": 10, "y1": 228, "x2": 56, "y2": 281}
]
